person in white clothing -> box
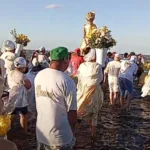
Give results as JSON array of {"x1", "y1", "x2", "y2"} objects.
[
  {"x1": 0, "y1": 77, "x2": 18, "y2": 150},
  {"x1": 35, "y1": 47, "x2": 77, "y2": 150},
  {"x1": 104, "y1": 54, "x2": 121, "y2": 106},
  {"x1": 37, "y1": 47, "x2": 49, "y2": 67},
  {"x1": 3, "y1": 57, "x2": 31, "y2": 133},
  {"x1": 0, "y1": 40, "x2": 16, "y2": 81},
  {"x1": 118, "y1": 55, "x2": 138, "y2": 110}
]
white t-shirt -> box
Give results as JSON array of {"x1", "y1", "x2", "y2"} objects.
[
  {"x1": 35, "y1": 68, "x2": 77, "y2": 146},
  {"x1": 105, "y1": 60, "x2": 121, "y2": 82},
  {"x1": 119, "y1": 60, "x2": 138, "y2": 82}
]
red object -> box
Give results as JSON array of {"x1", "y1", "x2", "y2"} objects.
[
  {"x1": 74, "y1": 48, "x2": 81, "y2": 56},
  {"x1": 70, "y1": 55, "x2": 84, "y2": 76}
]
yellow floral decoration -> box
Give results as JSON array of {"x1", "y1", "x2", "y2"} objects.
[{"x1": 0, "y1": 115, "x2": 11, "y2": 137}]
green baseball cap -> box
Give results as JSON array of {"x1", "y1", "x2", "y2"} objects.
[{"x1": 50, "y1": 47, "x2": 69, "y2": 61}]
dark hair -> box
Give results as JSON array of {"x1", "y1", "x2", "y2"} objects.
[
  {"x1": 83, "y1": 47, "x2": 91, "y2": 55},
  {"x1": 107, "y1": 52, "x2": 112, "y2": 57},
  {"x1": 124, "y1": 53, "x2": 128, "y2": 58},
  {"x1": 130, "y1": 52, "x2": 135, "y2": 56}
]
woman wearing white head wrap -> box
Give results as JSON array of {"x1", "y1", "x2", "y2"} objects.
[
  {"x1": 84, "y1": 49, "x2": 96, "y2": 62},
  {"x1": 14, "y1": 57, "x2": 27, "y2": 69},
  {"x1": 0, "y1": 40, "x2": 16, "y2": 80},
  {"x1": 3, "y1": 57, "x2": 31, "y2": 133},
  {"x1": 77, "y1": 49, "x2": 103, "y2": 142}
]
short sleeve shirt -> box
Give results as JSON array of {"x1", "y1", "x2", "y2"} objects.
[
  {"x1": 119, "y1": 61, "x2": 138, "y2": 82},
  {"x1": 105, "y1": 60, "x2": 121, "y2": 82},
  {"x1": 35, "y1": 68, "x2": 77, "y2": 146}
]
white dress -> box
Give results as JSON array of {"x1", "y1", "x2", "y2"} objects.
[{"x1": 3, "y1": 70, "x2": 28, "y2": 114}]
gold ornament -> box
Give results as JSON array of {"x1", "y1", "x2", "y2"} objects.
[
  {"x1": 0, "y1": 115, "x2": 11, "y2": 136},
  {"x1": 80, "y1": 12, "x2": 97, "y2": 54},
  {"x1": 86, "y1": 12, "x2": 95, "y2": 21}
]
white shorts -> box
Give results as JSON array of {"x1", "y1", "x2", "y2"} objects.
[{"x1": 109, "y1": 81, "x2": 119, "y2": 93}]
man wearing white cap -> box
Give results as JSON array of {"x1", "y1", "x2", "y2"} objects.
[
  {"x1": 0, "y1": 40, "x2": 16, "y2": 80},
  {"x1": 104, "y1": 53, "x2": 121, "y2": 106}
]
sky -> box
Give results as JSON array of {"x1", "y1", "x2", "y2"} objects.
[{"x1": 0, "y1": 0, "x2": 150, "y2": 54}]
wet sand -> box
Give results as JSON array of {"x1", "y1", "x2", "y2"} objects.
[{"x1": 7, "y1": 89, "x2": 150, "y2": 150}]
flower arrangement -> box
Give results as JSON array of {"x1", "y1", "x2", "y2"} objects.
[
  {"x1": 10, "y1": 29, "x2": 30, "y2": 47},
  {"x1": 88, "y1": 26, "x2": 116, "y2": 49}
]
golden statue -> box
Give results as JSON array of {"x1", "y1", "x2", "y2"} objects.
[{"x1": 80, "y1": 12, "x2": 97, "y2": 54}]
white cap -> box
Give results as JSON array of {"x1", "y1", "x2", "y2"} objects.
[
  {"x1": 2, "y1": 40, "x2": 15, "y2": 51},
  {"x1": 39, "y1": 46, "x2": 45, "y2": 52},
  {"x1": 14, "y1": 57, "x2": 27, "y2": 68}
]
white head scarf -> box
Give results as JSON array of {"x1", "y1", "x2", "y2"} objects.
[
  {"x1": 14, "y1": 57, "x2": 27, "y2": 68},
  {"x1": 2, "y1": 40, "x2": 15, "y2": 52},
  {"x1": 39, "y1": 46, "x2": 45, "y2": 52},
  {"x1": 84, "y1": 49, "x2": 96, "y2": 62},
  {"x1": 4, "y1": 54, "x2": 16, "y2": 71},
  {"x1": 130, "y1": 55, "x2": 137, "y2": 63}
]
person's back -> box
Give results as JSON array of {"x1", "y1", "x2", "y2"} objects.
[
  {"x1": 35, "y1": 68, "x2": 76, "y2": 146},
  {"x1": 70, "y1": 55, "x2": 84, "y2": 76},
  {"x1": 77, "y1": 62, "x2": 102, "y2": 87},
  {"x1": 106, "y1": 60, "x2": 121, "y2": 81},
  {"x1": 119, "y1": 60, "x2": 138, "y2": 82}
]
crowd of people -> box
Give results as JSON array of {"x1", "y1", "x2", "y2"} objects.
[{"x1": 0, "y1": 40, "x2": 149, "y2": 150}]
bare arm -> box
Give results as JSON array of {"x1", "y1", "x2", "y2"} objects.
[
  {"x1": 68, "y1": 110, "x2": 77, "y2": 134},
  {"x1": 65, "y1": 78, "x2": 77, "y2": 134},
  {"x1": 103, "y1": 71, "x2": 108, "y2": 84},
  {"x1": 23, "y1": 79, "x2": 31, "y2": 90},
  {"x1": 103, "y1": 64, "x2": 109, "y2": 84}
]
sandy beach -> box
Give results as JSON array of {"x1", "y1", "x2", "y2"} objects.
[{"x1": 6, "y1": 86, "x2": 150, "y2": 150}]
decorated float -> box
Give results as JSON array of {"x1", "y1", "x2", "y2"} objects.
[{"x1": 80, "y1": 12, "x2": 116, "y2": 67}]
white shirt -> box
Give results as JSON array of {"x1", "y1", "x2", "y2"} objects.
[
  {"x1": 119, "y1": 60, "x2": 138, "y2": 82},
  {"x1": 37, "y1": 54, "x2": 46, "y2": 63},
  {"x1": 65, "y1": 64, "x2": 73, "y2": 76},
  {"x1": 7, "y1": 70, "x2": 28, "y2": 108},
  {"x1": 26, "y1": 70, "x2": 37, "y2": 108},
  {"x1": 105, "y1": 60, "x2": 121, "y2": 82},
  {"x1": 0, "y1": 52, "x2": 16, "y2": 79},
  {"x1": 35, "y1": 68, "x2": 77, "y2": 146}
]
